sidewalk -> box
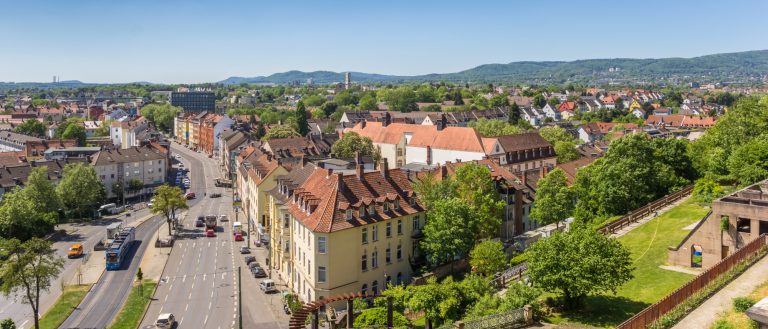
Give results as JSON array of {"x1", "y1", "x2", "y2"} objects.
[
  {"x1": 609, "y1": 196, "x2": 691, "y2": 238},
  {"x1": 672, "y1": 255, "x2": 768, "y2": 329},
  {"x1": 139, "y1": 211, "x2": 185, "y2": 281}
]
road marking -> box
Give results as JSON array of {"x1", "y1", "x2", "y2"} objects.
[
  {"x1": 182, "y1": 274, "x2": 186, "y2": 282},
  {"x1": 188, "y1": 292, "x2": 193, "y2": 299},
  {"x1": 204, "y1": 315, "x2": 209, "y2": 325},
  {"x1": 179, "y1": 317, "x2": 183, "y2": 326},
  {"x1": 185, "y1": 304, "x2": 189, "y2": 311},
  {"x1": 19, "y1": 320, "x2": 28, "y2": 329},
  {"x1": 203, "y1": 273, "x2": 206, "y2": 281},
  {"x1": 164, "y1": 295, "x2": 168, "y2": 302}
]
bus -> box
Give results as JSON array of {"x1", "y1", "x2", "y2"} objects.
[
  {"x1": 106, "y1": 227, "x2": 136, "y2": 271},
  {"x1": 232, "y1": 222, "x2": 242, "y2": 235},
  {"x1": 98, "y1": 203, "x2": 124, "y2": 215},
  {"x1": 214, "y1": 178, "x2": 232, "y2": 188}
]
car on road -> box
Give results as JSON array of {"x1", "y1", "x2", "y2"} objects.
[
  {"x1": 239, "y1": 246, "x2": 250, "y2": 254},
  {"x1": 234, "y1": 233, "x2": 243, "y2": 241},
  {"x1": 251, "y1": 266, "x2": 267, "y2": 278},
  {"x1": 67, "y1": 244, "x2": 83, "y2": 258},
  {"x1": 195, "y1": 219, "x2": 204, "y2": 227},
  {"x1": 248, "y1": 261, "x2": 261, "y2": 270},
  {"x1": 260, "y1": 279, "x2": 277, "y2": 293},
  {"x1": 219, "y1": 214, "x2": 228, "y2": 222},
  {"x1": 206, "y1": 229, "x2": 215, "y2": 237},
  {"x1": 184, "y1": 192, "x2": 196, "y2": 200},
  {"x1": 155, "y1": 313, "x2": 176, "y2": 328},
  {"x1": 210, "y1": 192, "x2": 221, "y2": 198},
  {"x1": 244, "y1": 256, "x2": 256, "y2": 264}
]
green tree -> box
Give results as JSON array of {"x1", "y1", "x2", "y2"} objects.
[
  {"x1": 530, "y1": 168, "x2": 575, "y2": 229},
  {"x1": 140, "y1": 104, "x2": 181, "y2": 133},
  {"x1": 261, "y1": 124, "x2": 300, "y2": 141},
  {"x1": 412, "y1": 172, "x2": 455, "y2": 209},
  {"x1": 13, "y1": 120, "x2": 45, "y2": 137},
  {"x1": 295, "y1": 101, "x2": 309, "y2": 136},
  {"x1": 553, "y1": 140, "x2": 580, "y2": 164},
  {"x1": 330, "y1": 132, "x2": 379, "y2": 161},
  {"x1": 150, "y1": 185, "x2": 188, "y2": 236},
  {"x1": 454, "y1": 163, "x2": 505, "y2": 239},
  {"x1": 727, "y1": 134, "x2": 768, "y2": 186},
  {"x1": 548, "y1": 96, "x2": 560, "y2": 107},
  {"x1": 0, "y1": 238, "x2": 65, "y2": 329},
  {"x1": 453, "y1": 90, "x2": 464, "y2": 106},
  {"x1": 334, "y1": 90, "x2": 358, "y2": 106},
  {"x1": 128, "y1": 179, "x2": 144, "y2": 195},
  {"x1": 406, "y1": 277, "x2": 442, "y2": 329},
  {"x1": 302, "y1": 95, "x2": 326, "y2": 107},
  {"x1": 508, "y1": 102, "x2": 521, "y2": 124},
  {"x1": 24, "y1": 167, "x2": 61, "y2": 215},
  {"x1": 61, "y1": 124, "x2": 86, "y2": 146},
  {"x1": 358, "y1": 94, "x2": 378, "y2": 111},
  {"x1": 490, "y1": 94, "x2": 510, "y2": 108},
  {"x1": 421, "y1": 198, "x2": 475, "y2": 266},
  {"x1": 526, "y1": 225, "x2": 633, "y2": 309},
  {"x1": 93, "y1": 120, "x2": 110, "y2": 137},
  {"x1": 111, "y1": 180, "x2": 125, "y2": 203},
  {"x1": 468, "y1": 118, "x2": 521, "y2": 137},
  {"x1": 383, "y1": 87, "x2": 418, "y2": 113},
  {"x1": 136, "y1": 267, "x2": 144, "y2": 297},
  {"x1": 319, "y1": 101, "x2": 338, "y2": 117},
  {"x1": 532, "y1": 95, "x2": 546, "y2": 108},
  {"x1": 538, "y1": 126, "x2": 574, "y2": 144},
  {"x1": 0, "y1": 318, "x2": 15, "y2": 329},
  {"x1": 469, "y1": 240, "x2": 507, "y2": 276},
  {"x1": 0, "y1": 189, "x2": 57, "y2": 240},
  {"x1": 693, "y1": 178, "x2": 724, "y2": 204},
  {"x1": 56, "y1": 163, "x2": 105, "y2": 219},
  {"x1": 353, "y1": 307, "x2": 410, "y2": 328}
]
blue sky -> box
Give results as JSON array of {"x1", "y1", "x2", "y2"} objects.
[{"x1": 1, "y1": 0, "x2": 767, "y2": 84}]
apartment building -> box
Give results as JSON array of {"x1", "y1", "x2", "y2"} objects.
[
  {"x1": 110, "y1": 117, "x2": 148, "y2": 148},
  {"x1": 91, "y1": 145, "x2": 168, "y2": 199}
]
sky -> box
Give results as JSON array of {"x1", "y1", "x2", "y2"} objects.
[{"x1": 1, "y1": 0, "x2": 767, "y2": 84}]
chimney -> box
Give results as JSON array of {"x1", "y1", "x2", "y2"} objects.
[
  {"x1": 522, "y1": 172, "x2": 527, "y2": 187},
  {"x1": 383, "y1": 112, "x2": 391, "y2": 127},
  {"x1": 380, "y1": 158, "x2": 389, "y2": 179},
  {"x1": 301, "y1": 156, "x2": 307, "y2": 167},
  {"x1": 336, "y1": 172, "x2": 345, "y2": 192},
  {"x1": 439, "y1": 164, "x2": 447, "y2": 178},
  {"x1": 426, "y1": 146, "x2": 432, "y2": 165},
  {"x1": 436, "y1": 119, "x2": 444, "y2": 131},
  {"x1": 540, "y1": 166, "x2": 546, "y2": 178},
  {"x1": 326, "y1": 168, "x2": 333, "y2": 178},
  {"x1": 360, "y1": 120, "x2": 366, "y2": 129},
  {"x1": 356, "y1": 164, "x2": 364, "y2": 181}
]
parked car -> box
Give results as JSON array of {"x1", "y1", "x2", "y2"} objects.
[
  {"x1": 184, "y1": 192, "x2": 196, "y2": 200},
  {"x1": 248, "y1": 262, "x2": 261, "y2": 270},
  {"x1": 239, "y1": 246, "x2": 250, "y2": 254},
  {"x1": 251, "y1": 266, "x2": 267, "y2": 278},
  {"x1": 155, "y1": 313, "x2": 176, "y2": 328},
  {"x1": 195, "y1": 219, "x2": 204, "y2": 227},
  {"x1": 210, "y1": 193, "x2": 221, "y2": 198},
  {"x1": 260, "y1": 279, "x2": 277, "y2": 293},
  {"x1": 206, "y1": 229, "x2": 215, "y2": 237},
  {"x1": 67, "y1": 244, "x2": 83, "y2": 259},
  {"x1": 244, "y1": 256, "x2": 256, "y2": 264},
  {"x1": 219, "y1": 214, "x2": 228, "y2": 222}
]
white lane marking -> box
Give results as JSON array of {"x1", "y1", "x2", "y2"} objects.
[
  {"x1": 203, "y1": 273, "x2": 206, "y2": 281},
  {"x1": 182, "y1": 274, "x2": 186, "y2": 283},
  {"x1": 204, "y1": 314, "x2": 209, "y2": 325},
  {"x1": 19, "y1": 320, "x2": 28, "y2": 329},
  {"x1": 185, "y1": 303, "x2": 189, "y2": 311},
  {"x1": 188, "y1": 291, "x2": 193, "y2": 299},
  {"x1": 179, "y1": 317, "x2": 184, "y2": 326},
  {"x1": 164, "y1": 295, "x2": 168, "y2": 302}
]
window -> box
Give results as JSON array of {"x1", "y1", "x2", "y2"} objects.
[
  {"x1": 372, "y1": 280, "x2": 379, "y2": 295},
  {"x1": 385, "y1": 275, "x2": 391, "y2": 287},
  {"x1": 394, "y1": 199, "x2": 400, "y2": 209},
  {"x1": 386, "y1": 247, "x2": 391, "y2": 264},
  {"x1": 361, "y1": 284, "x2": 367, "y2": 295},
  {"x1": 284, "y1": 213, "x2": 290, "y2": 228},
  {"x1": 318, "y1": 237, "x2": 327, "y2": 253},
  {"x1": 386, "y1": 223, "x2": 392, "y2": 238},
  {"x1": 361, "y1": 253, "x2": 367, "y2": 271},
  {"x1": 372, "y1": 225, "x2": 378, "y2": 241},
  {"x1": 372, "y1": 249, "x2": 378, "y2": 268},
  {"x1": 308, "y1": 260, "x2": 311, "y2": 275},
  {"x1": 383, "y1": 202, "x2": 390, "y2": 212},
  {"x1": 396, "y1": 148, "x2": 403, "y2": 156},
  {"x1": 360, "y1": 207, "x2": 366, "y2": 217},
  {"x1": 369, "y1": 204, "x2": 375, "y2": 216},
  {"x1": 397, "y1": 243, "x2": 402, "y2": 261},
  {"x1": 346, "y1": 209, "x2": 353, "y2": 220},
  {"x1": 318, "y1": 266, "x2": 326, "y2": 282},
  {"x1": 397, "y1": 220, "x2": 402, "y2": 235},
  {"x1": 412, "y1": 216, "x2": 420, "y2": 231},
  {"x1": 396, "y1": 272, "x2": 403, "y2": 285},
  {"x1": 737, "y1": 218, "x2": 752, "y2": 233},
  {"x1": 362, "y1": 228, "x2": 368, "y2": 244}
]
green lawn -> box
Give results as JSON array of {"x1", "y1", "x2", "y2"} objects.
[
  {"x1": 39, "y1": 285, "x2": 91, "y2": 329},
  {"x1": 546, "y1": 197, "x2": 710, "y2": 327},
  {"x1": 108, "y1": 280, "x2": 157, "y2": 329}
]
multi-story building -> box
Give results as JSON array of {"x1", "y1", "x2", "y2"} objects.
[
  {"x1": 110, "y1": 117, "x2": 148, "y2": 149},
  {"x1": 170, "y1": 91, "x2": 216, "y2": 113},
  {"x1": 484, "y1": 132, "x2": 557, "y2": 173},
  {"x1": 271, "y1": 161, "x2": 425, "y2": 303},
  {"x1": 221, "y1": 130, "x2": 248, "y2": 180},
  {"x1": 91, "y1": 145, "x2": 168, "y2": 199},
  {"x1": 0, "y1": 158, "x2": 89, "y2": 198}
]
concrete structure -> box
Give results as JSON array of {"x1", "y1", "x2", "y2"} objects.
[
  {"x1": 669, "y1": 179, "x2": 768, "y2": 268},
  {"x1": 91, "y1": 145, "x2": 168, "y2": 199},
  {"x1": 44, "y1": 146, "x2": 101, "y2": 160},
  {"x1": 170, "y1": 91, "x2": 216, "y2": 113}
]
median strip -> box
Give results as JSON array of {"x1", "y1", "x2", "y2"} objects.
[
  {"x1": 108, "y1": 280, "x2": 158, "y2": 329},
  {"x1": 38, "y1": 284, "x2": 91, "y2": 329}
]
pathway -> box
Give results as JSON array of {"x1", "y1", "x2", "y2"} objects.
[
  {"x1": 609, "y1": 196, "x2": 691, "y2": 239},
  {"x1": 672, "y1": 254, "x2": 768, "y2": 329}
]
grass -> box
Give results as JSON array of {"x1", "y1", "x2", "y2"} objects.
[
  {"x1": 38, "y1": 284, "x2": 91, "y2": 329},
  {"x1": 108, "y1": 280, "x2": 157, "y2": 329},
  {"x1": 708, "y1": 279, "x2": 768, "y2": 329},
  {"x1": 545, "y1": 197, "x2": 710, "y2": 327}
]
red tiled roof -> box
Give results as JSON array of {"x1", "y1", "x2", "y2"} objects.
[{"x1": 346, "y1": 121, "x2": 488, "y2": 153}]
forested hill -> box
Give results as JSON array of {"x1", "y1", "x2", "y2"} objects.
[{"x1": 220, "y1": 49, "x2": 768, "y2": 85}]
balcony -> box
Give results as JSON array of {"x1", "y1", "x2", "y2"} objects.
[{"x1": 411, "y1": 229, "x2": 424, "y2": 239}]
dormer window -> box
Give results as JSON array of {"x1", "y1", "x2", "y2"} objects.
[
  {"x1": 368, "y1": 204, "x2": 375, "y2": 216},
  {"x1": 383, "y1": 202, "x2": 390, "y2": 212},
  {"x1": 360, "y1": 207, "x2": 366, "y2": 217},
  {"x1": 346, "y1": 209, "x2": 353, "y2": 220},
  {"x1": 394, "y1": 199, "x2": 400, "y2": 210},
  {"x1": 410, "y1": 197, "x2": 417, "y2": 206}
]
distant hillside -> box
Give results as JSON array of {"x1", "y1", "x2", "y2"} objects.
[{"x1": 220, "y1": 49, "x2": 768, "y2": 85}]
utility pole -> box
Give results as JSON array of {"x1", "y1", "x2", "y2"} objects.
[{"x1": 238, "y1": 266, "x2": 243, "y2": 329}]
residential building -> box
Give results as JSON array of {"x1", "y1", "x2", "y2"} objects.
[
  {"x1": 0, "y1": 131, "x2": 42, "y2": 152},
  {"x1": 577, "y1": 122, "x2": 638, "y2": 143},
  {"x1": 110, "y1": 117, "x2": 148, "y2": 148},
  {"x1": 221, "y1": 130, "x2": 249, "y2": 180},
  {"x1": 26, "y1": 139, "x2": 79, "y2": 159},
  {"x1": 669, "y1": 180, "x2": 768, "y2": 269},
  {"x1": 645, "y1": 114, "x2": 716, "y2": 129},
  {"x1": 0, "y1": 158, "x2": 89, "y2": 198},
  {"x1": 91, "y1": 145, "x2": 168, "y2": 199},
  {"x1": 44, "y1": 146, "x2": 101, "y2": 160},
  {"x1": 170, "y1": 91, "x2": 216, "y2": 113},
  {"x1": 485, "y1": 132, "x2": 556, "y2": 173}
]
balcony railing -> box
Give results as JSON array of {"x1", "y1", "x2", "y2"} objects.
[{"x1": 411, "y1": 229, "x2": 423, "y2": 239}]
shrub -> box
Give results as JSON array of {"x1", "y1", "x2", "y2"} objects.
[
  {"x1": 509, "y1": 252, "x2": 528, "y2": 266},
  {"x1": 733, "y1": 296, "x2": 756, "y2": 312},
  {"x1": 712, "y1": 319, "x2": 735, "y2": 329}
]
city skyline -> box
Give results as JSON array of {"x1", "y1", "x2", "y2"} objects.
[{"x1": 1, "y1": 0, "x2": 767, "y2": 84}]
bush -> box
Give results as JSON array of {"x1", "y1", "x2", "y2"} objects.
[
  {"x1": 693, "y1": 178, "x2": 725, "y2": 204},
  {"x1": 353, "y1": 307, "x2": 410, "y2": 327},
  {"x1": 733, "y1": 296, "x2": 756, "y2": 312},
  {"x1": 712, "y1": 319, "x2": 735, "y2": 329},
  {"x1": 509, "y1": 252, "x2": 528, "y2": 266}
]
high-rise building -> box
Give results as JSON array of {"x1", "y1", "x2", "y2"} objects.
[
  {"x1": 344, "y1": 72, "x2": 351, "y2": 90},
  {"x1": 170, "y1": 90, "x2": 216, "y2": 113}
]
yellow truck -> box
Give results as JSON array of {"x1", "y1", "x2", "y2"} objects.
[{"x1": 67, "y1": 244, "x2": 83, "y2": 259}]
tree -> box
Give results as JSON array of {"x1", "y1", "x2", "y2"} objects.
[
  {"x1": 56, "y1": 163, "x2": 105, "y2": 219},
  {"x1": 330, "y1": 132, "x2": 379, "y2": 161},
  {"x1": 0, "y1": 318, "x2": 15, "y2": 329},
  {"x1": 532, "y1": 95, "x2": 546, "y2": 108},
  {"x1": 468, "y1": 118, "x2": 521, "y2": 137},
  {"x1": 490, "y1": 94, "x2": 510, "y2": 108},
  {"x1": 111, "y1": 180, "x2": 125, "y2": 203},
  {"x1": 261, "y1": 124, "x2": 300, "y2": 141},
  {"x1": 13, "y1": 120, "x2": 45, "y2": 137},
  {"x1": 358, "y1": 94, "x2": 378, "y2": 111},
  {"x1": 453, "y1": 90, "x2": 464, "y2": 106},
  {"x1": 727, "y1": 134, "x2": 768, "y2": 186},
  {"x1": 0, "y1": 189, "x2": 57, "y2": 240},
  {"x1": 526, "y1": 225, "x2": 633, "y2": 309},
  {"x1": 319, "y1": 101, "x2": 338, "y2": 118},
  {"x1": 140, "y1": 104, "x2": 181, "y2": 133},
  {"x1": 453, "y1": 163, "x2": 505, "y2": 239},
  {"x1": 24, "y1": 167, "x2": 60, "y2": 215},
  {"x1": 538, "y1": 126, "x2": 574, "y2": 144},
  {"x1": 412, "y1": 172, "x2": 455, "y2": 209},
  {"x1": 353, "y1": 307, "x2": 410, "y2": 328},
  {"x1": 547, "y1": 96, "x2": 560, "y2": 107},
  {"x1": 406, "y1": 277, "x2": 442, "y2": 329},
  {"x1": 295, "y1": 101, "x2": 309, "y2": 136},
  {"x1": 254, "y1": 121, "x2": 266, "y2": 140},
  {"x1": 383, "y1": 87, "x2": 418, "y2": 113},
  {"x1": 553, "y1": 141, "x2": 580, "y2": 164},
  {"x1": 0, "y1": 238, "x2": 65, "y2": 329},
  {"x1": 128, "y1": 179, "x2": 144, "y2": 195},
  {"x1": 421, "y1": 198, "x2": 475, "y2": 266},
  {"x1": 150, "y1": 185, "x2": 188, "y2": 236},
  {"x1": 61, "y1": 124, "x2": 86, "y2": 146},
  {"x1": 508, "y1": 102, "x2": 521, "y2": 124},
  {"x1": 693, "y1": 178, "x2": 724, "y2": 204},
  {"x1": 530, "y1": 168, "x2": 575, "y2": 229},
  {"x1": 93, "y1": 120, "x2": 110, "y2": 137},
  {"x1": 136, "y1": 267, "x2": 144, "y2": 297},
  {"x1": 469, "y1": 240, "x2": 507, "y2": 276}
]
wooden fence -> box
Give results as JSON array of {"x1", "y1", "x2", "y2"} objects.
[
  {"x1": 617, "y1": 234, "x2": 768, "y2": 329},
  {"x1": 598, "y1": 185, "x2": 694, "y2": 235}
]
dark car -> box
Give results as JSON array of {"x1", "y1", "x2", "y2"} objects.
[
  {"x1": 251, "y1": 266, "x2": 267, "y2": 278},
  {"x1": 210, "y1": 193, "x2": 221, "y2": 198},
  {"x1": 244, "y1": 256, "x2": 256, "y2": 265},
  {"x1": 248, "y1": 262, "x2": 261, "y2": 270},
  {"x1": 195, "y1": 219, "x2": 204, "y2": 227}
]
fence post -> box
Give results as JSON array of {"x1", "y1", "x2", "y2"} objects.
[
  {"x1": 346, "y1": 299, "x2": 354, "y2": 328},
  {"x1": 523, "y1": 305, "x2": 533, "y2": 325}
]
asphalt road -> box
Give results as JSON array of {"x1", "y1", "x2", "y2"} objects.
[
  {"x1": 0, "y1": 207, "x2": 152, "y2": 329},
  {"x1": 60, "y1": 214, "x2": 164, "y2": 329},
  {"x1": 140, "y1": 144, "x2": 240, "y2": 329}
]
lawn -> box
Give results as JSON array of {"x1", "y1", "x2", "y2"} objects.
[
  {"x1": 39, "y1": 284, "x2": 91, "y2": 329},
  {"x1": 108, "y1": 280, "x2": 157, "y2": 329},
  {"x1": 712, "y1": 280, "x2": 768, "y2": 329},
  {"x1": 546, "y1": 197, "x2": 710, "y2": 327}
]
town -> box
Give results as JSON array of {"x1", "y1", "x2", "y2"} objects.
[{"x1": 2, "y1": 1, "x2": 768, "y2": 329}]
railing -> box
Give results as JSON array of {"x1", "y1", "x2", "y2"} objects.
[
  {"x1": 436, "y1": 307, "x2": 529, "y2": 329},
  {"x1": 598, "y1": 185, "x2": 694, "y2": 235},
  {"x1": 617, "y1": 234, "x2": 768, "y2": 329},
  {"x1": 489, "y1": 263, "x2": 528, "y2": 287}
]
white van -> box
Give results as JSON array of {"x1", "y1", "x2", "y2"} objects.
[
  {"x1": 155, "y1": 313, "x2": 175, "y2": 328},
  {"x1": 260, "y1": 279, "x2": 277, "y2": 293}
]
